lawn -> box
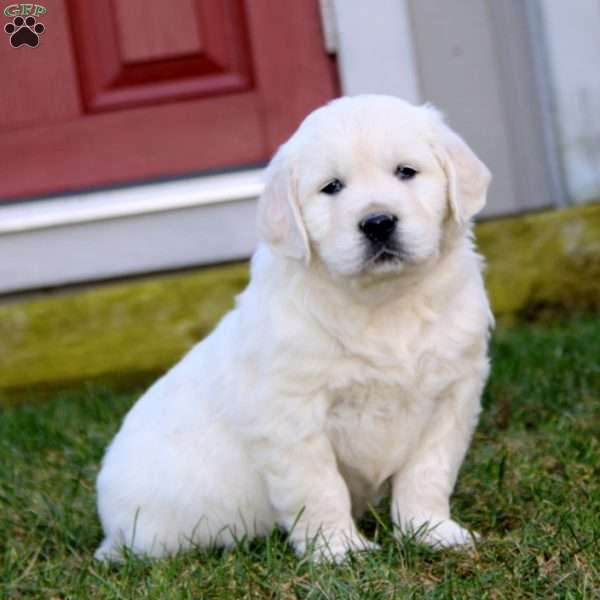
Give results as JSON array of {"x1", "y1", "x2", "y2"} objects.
[{"x1": 1, "y1": 315, "x2": 599, "y2": 599}]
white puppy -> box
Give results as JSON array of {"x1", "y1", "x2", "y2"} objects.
[{"x1": 95, "y1": 95, "x2": 493, "y2": 562}]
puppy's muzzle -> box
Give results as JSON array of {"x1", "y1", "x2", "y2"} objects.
[{"x1": 359, "y1": 213, "x2": 398, "y2": 244}]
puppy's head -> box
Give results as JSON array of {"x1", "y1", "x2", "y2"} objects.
[{"x1": 257, "y1": 95, "x2": 491, "y2": 279}]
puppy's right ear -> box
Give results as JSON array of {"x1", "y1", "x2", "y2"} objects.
[
  {"x1": 426, "y1": 106, "x2": 491, "y2": 225},
  {"x1": 257, "y1": 149, "x2": 311, "y2": 262}
]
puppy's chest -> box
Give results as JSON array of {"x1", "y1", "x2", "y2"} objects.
[
  {"x1": 325, "y1": 380, "x2": 435, "y2": 486},
  {"x1": 319, "y1": 306, "x2": 472, "y2": 484}
]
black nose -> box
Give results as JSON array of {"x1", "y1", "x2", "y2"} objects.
[{"x1": 359, "y1": 213, "x2": 398, "y2": 243}]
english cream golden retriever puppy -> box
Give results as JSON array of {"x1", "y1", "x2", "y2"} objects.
[{"x1": 96, "y1": 95, "x2": 493, "y2": 562}]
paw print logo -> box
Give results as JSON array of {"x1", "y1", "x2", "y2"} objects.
[{"x1": 4, "y1": 16, "x2": 45, "y2": 48}]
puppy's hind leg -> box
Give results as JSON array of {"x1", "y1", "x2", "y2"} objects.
[{"x1": 95, "y1": 427, "x2": 276, "y2": 560}]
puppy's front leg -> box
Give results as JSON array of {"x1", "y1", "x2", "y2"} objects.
[
  {"x1": 391, "y1": 372, "x2": 485, "y2": 549},
  {"x1": 259, "y1": 433, "x2": 376, "y2": 562}
]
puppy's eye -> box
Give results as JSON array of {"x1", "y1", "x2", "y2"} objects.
[
  {"x1": 395, "y1": 166, "x2": 418, "y2": 180},
  {"x1": 320, "y1": 179, "x2": 344, "y2": 195}
]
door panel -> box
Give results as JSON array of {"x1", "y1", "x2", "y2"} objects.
[
  {"x1": 0, "y1": 1, "x2": 80, "y2": 131},
  {"x1": 0, "y1": 0, "x2": 338, "y2": 201},
  {"x1": 70, "y1": 0, "x2": 252, "y2": 112},
  {"x1": 1, "y1": 93, "x2": 262, "y2": 200},
  {"x1": 114, "y1": 0, "x2": 201, "y2": 62}
]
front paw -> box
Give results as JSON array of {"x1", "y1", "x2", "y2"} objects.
[
  {"x1": 401, "y1": 518, "x2": 478, "y2": 550},
  {"x1": 304, "y1": 531, "x2": 380, "y2": 563}
]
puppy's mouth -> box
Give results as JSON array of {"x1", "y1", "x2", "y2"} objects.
[
  {"x1": 364, "y1": 243, "x2": 407, "y2": 269},
  {"x1": 373, "y1": 247, "x2": 402, "y2": 263}
]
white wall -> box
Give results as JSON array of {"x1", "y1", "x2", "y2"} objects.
[{"x1": 540, "y1": 0, "x2": 600, "y2": 203}]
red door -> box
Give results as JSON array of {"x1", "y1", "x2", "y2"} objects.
[{"x1": 0, "y1": 0, "x2": 338, "y2": 201}]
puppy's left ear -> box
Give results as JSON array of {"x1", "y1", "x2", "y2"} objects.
[
  {"x1": 427, "y1": 107, "x2": 492, "y2": 224},
  {"x1": 257, "y1": 148, "x2": 311, "y2": 262}
]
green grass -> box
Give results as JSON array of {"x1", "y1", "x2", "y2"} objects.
[{"x1": 1, "y1": 315, "x2": 599, "y2": 599}]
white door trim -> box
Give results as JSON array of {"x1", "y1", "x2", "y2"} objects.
[
  {"x1": 331, "y1": 0, "x2": 421, "y2": 103},
  {"x1": 0, "y1": 169, "x2": 265, "y2": 234},
  {"x1": 0, "y1": 169, "x2": 265, "y2": 294}
]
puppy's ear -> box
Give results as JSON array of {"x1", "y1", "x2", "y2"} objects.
[
  {"x1": 257, "y1": 149, "x2": 311, "y2": 262},
  {"x1": 427, "y1": 107, "x2": 492, "y2": 224}
]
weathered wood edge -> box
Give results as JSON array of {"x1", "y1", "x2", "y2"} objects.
[{"x1": 1, "y1": 203, "x2": 599, "y2": 403}]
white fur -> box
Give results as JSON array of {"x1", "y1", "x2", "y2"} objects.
[{"x1": 95, "y1": 95, "x2": 493, "y2": 562}]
